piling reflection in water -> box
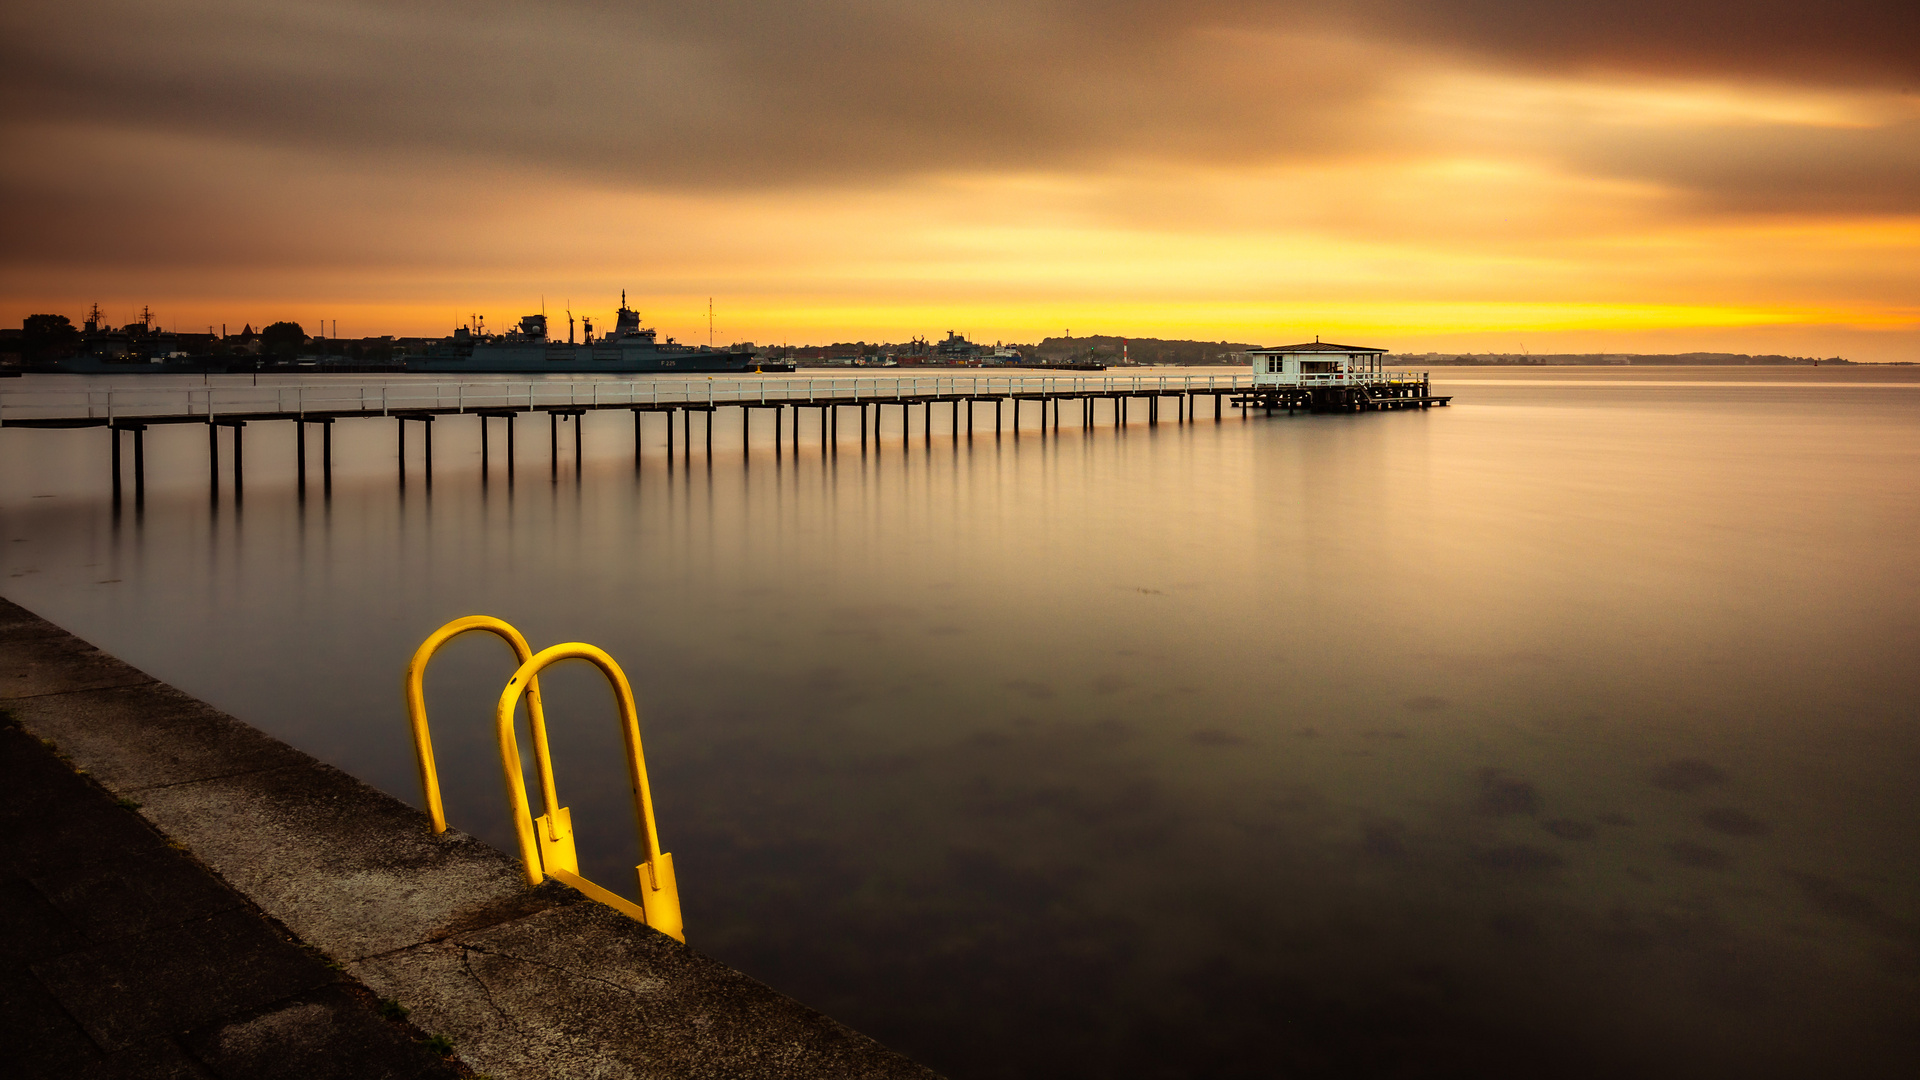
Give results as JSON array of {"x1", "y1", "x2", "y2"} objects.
[{"x1": 2, "y1": 369, "x2": 1918, "y2": 1079}]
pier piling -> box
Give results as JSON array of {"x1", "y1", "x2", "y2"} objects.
[
  {"x1": 16, "y1": 373, "x2": 1450, "y2": 503},
  {"x1": 111, "y1": 423, "x2": 148, "y2": 508}
]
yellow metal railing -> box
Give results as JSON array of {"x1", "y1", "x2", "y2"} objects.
[
  {"x1": 496, "y1": 643, "x2": 684, "y2": 942},
  {"x1": 405, "y1": 616, "x2": 559, "y2": 835},
  {"x1": 406, "y1": 618, "x2": 684, "y2": 943}
]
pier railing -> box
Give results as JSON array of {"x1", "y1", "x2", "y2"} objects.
[
  {"x1": 1252, "y1": 372, "x2": 1430, "y2": 388},
  {"x1": 0, "y1": 372, "x2": 1275, "y2": 425}
]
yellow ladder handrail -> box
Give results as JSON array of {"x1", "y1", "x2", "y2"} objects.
[
  {"x1": 404, "y1": 616, "x2": 561, "y2": 835},
  {"x1": 497, "y1": 642, "x2": 685, "y2": 943}
]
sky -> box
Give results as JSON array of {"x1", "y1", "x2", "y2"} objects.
[{"x1": 3, "y1": 1, "x2": 1916, "y2": 358}]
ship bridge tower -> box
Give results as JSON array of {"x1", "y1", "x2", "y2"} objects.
[{"x1": 612, "y1": 290, "x2": 648, "y2": 339}]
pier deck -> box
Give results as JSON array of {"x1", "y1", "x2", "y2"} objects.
[
  {"x1": 0, "y1": 372, "x2": 1445, "y2": 429},
  {"x1": 0, "y1": 373, "x2": 1449, "y2": 502}
]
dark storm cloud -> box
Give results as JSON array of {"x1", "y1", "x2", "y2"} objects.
[
  {"x1": 1348, "y1": 0, "x2": 1919, "y2": 83},
  {"x1": 2, "y1": 0, "x2": 1373, "y2": 184},
  {"x1": 1, "y1": 0, "x2": 1913, "y2": 198}
]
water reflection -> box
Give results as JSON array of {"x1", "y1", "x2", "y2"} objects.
[{"x1": 1, "y1": 369, "x2": 1917, "y2": 1078}]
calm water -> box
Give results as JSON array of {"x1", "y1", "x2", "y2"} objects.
[{"x1": 3, "y1": 367, "x2": 1917, "y2": 1078}]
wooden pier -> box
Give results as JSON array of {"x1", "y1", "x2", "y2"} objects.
[{"x1": 0, "y1": 372, "x2": 1448, "y2": 502}]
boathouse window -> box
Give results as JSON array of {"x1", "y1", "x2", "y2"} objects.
[
  {"x1": 1301, "y1": 360, "x2": 1340, "y2": 374},
  {"x1": 1265, "y1": 357, "x2": 1285, "y2": 373}
]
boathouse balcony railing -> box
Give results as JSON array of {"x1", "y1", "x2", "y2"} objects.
[
  {"x1": 0, "y1": 372, "x2": 1407, "y2": 425},
  {"x1": 1253, "y1": 371, "x2": 1428, "y2": 388}
]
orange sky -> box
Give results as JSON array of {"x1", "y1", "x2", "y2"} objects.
[{"x1": 3, "y1": 2, "x2": 1916, "y2": 358}]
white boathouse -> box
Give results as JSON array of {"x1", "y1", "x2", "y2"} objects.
[
  {"x1": 1248, "y1": 340, "x2": 1389, "y2": 387},
  {"x1": 1237, "y1": 339, "x2": 1447, "y2": 413}
]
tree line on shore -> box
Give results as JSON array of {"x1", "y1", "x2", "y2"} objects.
[{"x1": 7, "y1": 315, "x2": 395, "y2": 363}]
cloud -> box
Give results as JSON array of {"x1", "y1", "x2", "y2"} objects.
[
  {"x1": 1570, "y1": 120, "x2": 1920, "y2": 214},
  {"x1": 0, "y1": 1, "x2": 1384, "y2": 186},
  {"x1": 12, "y1": 1, "x2": 1908, "y2": 190},
  {"x1": 1385, "y1": 71, "x2": 1920, "y2": 215},
  {"x1": 3, "y1": 1, "x2": 1915, "y2": 356},
  {"x1": 1343, "y1": 0, "x2": 1919, "y2": 84}
]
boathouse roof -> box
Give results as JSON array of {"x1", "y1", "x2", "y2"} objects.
[{"x1": 1251, "y1": 341, "x2": 1385, "y2": 354}]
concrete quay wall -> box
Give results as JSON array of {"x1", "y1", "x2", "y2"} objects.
[{"x1": 0, "y1": 596, "x2": 941, "y2": 1080}]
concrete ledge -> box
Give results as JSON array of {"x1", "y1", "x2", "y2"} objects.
[
  {"x1": 0, "y1": 630, "x2": 158, "y2": 699},
  {"x1": 359, "y1": 900, "x2": 927, "y2": 1080},
  {"x1": 5, "y1": 681, "x2": 311, "y2": 790},
  {"x1": 1, "y1": 709, "x2": 460, "y2": 1078},
  {"x1": 2, "y1": 596, "x2": 940, "y2": 1080},
  {"x1": 129, "y1": 762, "x2": 536, "y2": 963}
]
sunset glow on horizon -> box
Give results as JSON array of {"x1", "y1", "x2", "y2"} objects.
[{"x1": 4, "y1": 1, "x2": 1915, "y2": 358}]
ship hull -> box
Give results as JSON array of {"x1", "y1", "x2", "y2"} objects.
[{"x1": 405, "y1": 343, "x2": 761, "y2": 374}]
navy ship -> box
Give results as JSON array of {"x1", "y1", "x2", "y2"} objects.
[
  {"x1": 408, "y1": 294, "x2": 774, "y2": 373},
  {"x1": 27, "y1": 294, "x2": 793, "y2": 374}
]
